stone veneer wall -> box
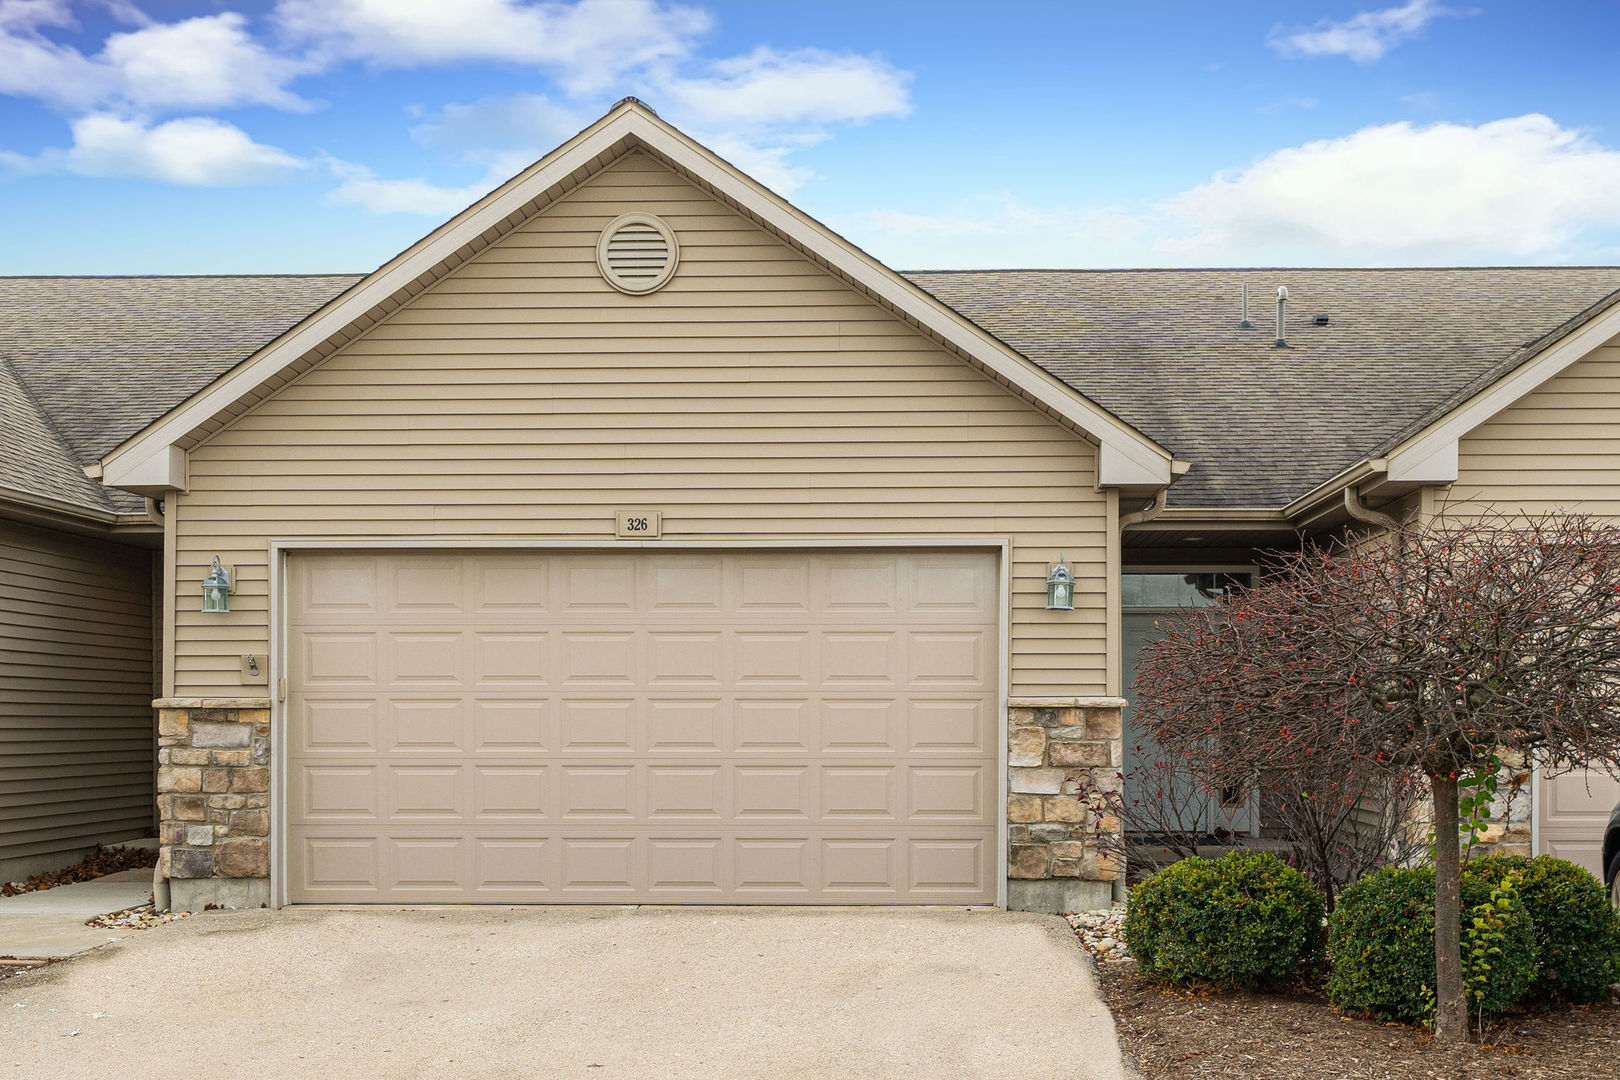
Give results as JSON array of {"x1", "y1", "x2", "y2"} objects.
[
  {"x1": 1006, "y1": 698, "x2": 1125, "y2": 913},
  {"x1": 154, "y1": 698, "x2": 272, "y2": 910}
]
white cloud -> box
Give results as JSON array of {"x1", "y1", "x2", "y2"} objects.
[
  {"x1": 324, "y1": 159, "x2": 504, "y2": 215},
  {"x1": 1268, "y1": 0, "x2": 1465, "y2": 63},
  {"x1": 274, "y1": 0, "x2": 709, "y2": 94},
  {"x1": 0, "y1": 2, "x2": 312, "y2": 111},
  {"x1": 850, "y1": 197, "x2": 1149, "y2": 269},
  {"x1": 848, "y1": 115, "x2": 1620, "y2": 268},
  {"x1": 101, "y1": 12, "x2": 313, "y2": 111},
  {"x1": 655, "y1": 46, "x2": 910, "y2": 129},
  {"x1": 1, "y1": 112, "x2": 306, "y2": 184},
  {"x1": 1156, "y1": 114, "x2": 1620, "y2": 262}
]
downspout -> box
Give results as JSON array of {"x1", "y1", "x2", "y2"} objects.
[
  {"x1": 1343, "y1": 486, "x2": 1399, "y2": 533},
  {"x1": 144, "y1": 496, "x2": 165, "y2": 526},
  {"x1": 1119, "y1": 488, "x2": 1168, "y2": 529}
]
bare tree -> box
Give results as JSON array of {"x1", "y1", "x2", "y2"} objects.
[
  {"x1": 1261, "y1": 761, "x2": 1427, "y2": 910},
  {"x1": 1131, "y1": 513, "x2": 1620, "y2": 1042}
]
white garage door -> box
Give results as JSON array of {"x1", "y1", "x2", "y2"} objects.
[
  {"x1": 285, "y1": 550, "x2": 999, "y2": 904},
  {"x1": 1538, "y1": 767, "x2": 1620, "y2": 877}
]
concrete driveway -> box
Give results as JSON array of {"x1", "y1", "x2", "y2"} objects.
[{"x1": 0, "y1": 905, "x2": 1123, "y2": 1080}]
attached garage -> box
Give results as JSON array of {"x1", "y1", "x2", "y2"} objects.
[
  {"x1": 285, "y1": 549, "x2": 1002, "y2": 904},
  {"x1": 118, "y1": 101, "x2": 1164, "y2": 912}
]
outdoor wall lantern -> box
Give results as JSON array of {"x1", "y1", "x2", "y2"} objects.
[
  {"x1": 201, "y1": 556, "x2": 233, "y2": 613},
  {"x1": 1045, "y1": 556, "x2": 1075, "y2": 611}
]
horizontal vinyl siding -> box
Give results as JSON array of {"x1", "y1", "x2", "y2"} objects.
[
  {"x1": 0, "y1": 519, "x2": 154, "y2": 862},
  {"x1": 1452, "y1": 341, "x2": 1620, "y2": 516},
  {"x1": 174, "y1": 151, "x2": 1109, "y2": 698}
]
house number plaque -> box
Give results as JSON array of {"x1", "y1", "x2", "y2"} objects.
[{"x1": 615, "y1": 510, "x2": 663, "y2": 539}]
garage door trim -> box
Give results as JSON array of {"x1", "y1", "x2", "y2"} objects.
[{"x1": 267, "y1": 537, "x2": 1012, "y2": 908}]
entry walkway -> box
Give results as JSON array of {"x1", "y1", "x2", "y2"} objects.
[{"x1": 0, "y1": 869, "x2": 151, "y2": 959}]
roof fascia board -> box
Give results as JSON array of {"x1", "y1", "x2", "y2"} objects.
[
  {"x1": 1386, "y1": 302, "x2": 1620, "y2": 481},
  {"x1": 105, "y1": 444, "x2": 187, "y2": 497},
  {"x1": 103, "y1": 103, "x2": 1172, "y2": 492},
  {"x1": 0, "y1": 484, "x2": 118, "y2": 530}
]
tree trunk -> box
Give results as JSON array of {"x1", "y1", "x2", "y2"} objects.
[{"x1": 1431, "y1": 773, "x2": 1466, "y2": 1043}]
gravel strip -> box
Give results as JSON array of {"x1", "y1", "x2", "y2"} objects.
[{"x1": 1067, "y1": 906, "x2": 1131, "y2": 962}]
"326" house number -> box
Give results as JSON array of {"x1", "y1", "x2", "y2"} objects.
[{"x1": 615, "y1": 511, "x2": 663, "y2": 539}]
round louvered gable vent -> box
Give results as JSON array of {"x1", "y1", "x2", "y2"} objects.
[{"x1": 596, "y1": 213, "x2": 679, "y2": 295}]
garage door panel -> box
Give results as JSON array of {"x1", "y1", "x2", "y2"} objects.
[
  {"x1": 471, "y1": 699, "x2": 549, "y2": 750},
  {"x1": 388, "y1": 765, "x2": 465, "y2": 819},
  {"x1": 646, "y1": 698, "x2": 724, "y2": 750},
  {"x1": 909, "y1": 699, "x2": 992, "y2": 753},
  {"x1": 822, "y1": 631, "x2": 899, "y2": 686},
  {"x1": 299, "y1": 698, "x2": 378, "y2": 752},
  {"x1": 300, "y1": 765, "x2": 379, "y2": 820},
  {"x1": 389, "y1": 837, "x2": 465, "y2": 891},
  {"x1": 473, "y1": 766, "x2": 549, "y2": 818},
  {"x1": 387, "y1": 632, "x2": 463, "y2": 687},
  {"x1": 909, "y1": 631, "x2": 992, "y2": 686},
  {"x1": 287, "y1": 550, "x2": 999, "y2": 904},
  {"x1": 821, "y1": 698, "x2": 900, "y2": 752},
  {"x1": 472, "y1": 632, "x2": 549, "y2": 687},
  {"x1": 389, "y1": 561, "x2": 463, "y2": 614},
  {"x1": 560, "y1": 560, "x2": 637, "y2": 612},
  {"x1": 302, "y1": 633, "x2": 377, "y2": 687},
  {"x1": 389, "y1": 699, "x2": 463, "y2": 750}
]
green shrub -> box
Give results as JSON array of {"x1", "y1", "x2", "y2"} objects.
[
  {"x1": 1464, "y1": 853, "x2": 1620, "y2": 1006},
  {"x1": 1327, "y1": 866, "x2": 1539, "y2": 1025},
  {"x1": 1123, "y1": 850, "x2": 1326, "y2": 991}
]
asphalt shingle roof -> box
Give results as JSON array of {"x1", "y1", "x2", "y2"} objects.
[
  {"x1": 0, "y1": 274, "x2": 360, "y2": 514},
  {"x1": 4, "y1": 267, "x2": 1620, "y2": 517},
  {"x1": 905, "y1": 267, "x2": 1620, "y2": 507}
]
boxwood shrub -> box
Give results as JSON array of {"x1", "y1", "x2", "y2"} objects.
[
  {"x1": 1326, "y1": 865, "x2": 1538, "y2": 1025},
  {"x1": 1464, "y1": 853, "x2": 1620, "y2": 1006},
  {"x1": 1123, "y1": 850, "x2": 1326, "y2": 991}
]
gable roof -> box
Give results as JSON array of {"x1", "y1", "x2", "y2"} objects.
[
  {"x1": 909, "y1": 267, "x2": 1620, "y2": 508},
  {"x1": 0, "y1": 274, "x2": 358, "y2": 514},
  {"x1": 97, "y1": 99, "x2": 1174, "y2": 496}
]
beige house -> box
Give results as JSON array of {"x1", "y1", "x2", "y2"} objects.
[{"x1": 3, "y1": 99, "x2": 1618, "y2": 909}]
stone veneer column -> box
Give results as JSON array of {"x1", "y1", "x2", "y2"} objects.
[
  {"x1": 154, "y1": 698, "x2": 272, "y2": 910},
  {"x1": 1006, "y1": 698, "x2": 1125, "y2": 913}
]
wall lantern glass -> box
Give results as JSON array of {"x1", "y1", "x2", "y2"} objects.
[
  {"x1": 201, "y1": 556, "x2": 233, "y2": 613},
  {"x1": 1045, "y1": 555, "x2": 1075, "y2": 611}
]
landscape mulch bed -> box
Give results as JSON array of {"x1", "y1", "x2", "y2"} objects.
[
  {"x1": 1099, "y1": 961, "x2": 1620, "y2": 1080},
  {"x1": 0, "y1": 845, "x2": 156, "y2": 897}
]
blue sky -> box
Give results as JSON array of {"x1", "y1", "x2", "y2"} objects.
[{"x1": 3, "y1": 0, "x2": 1619, "y2": 273}]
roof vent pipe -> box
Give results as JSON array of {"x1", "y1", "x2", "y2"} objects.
[
  {"x1": 1239, "y1": 284, "x2": 1252, "y2": 328},
  {"x1": 1274, "y1": 286, "x2": 1288, "y2": 348}
]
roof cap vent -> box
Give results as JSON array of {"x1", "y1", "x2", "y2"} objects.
[
  {"x1": 1313, "y1": 313, "x2": 1330, "y2": 326},
  {"x1": 610, "y1": 96, "x2": 657, "y2": 116}
]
